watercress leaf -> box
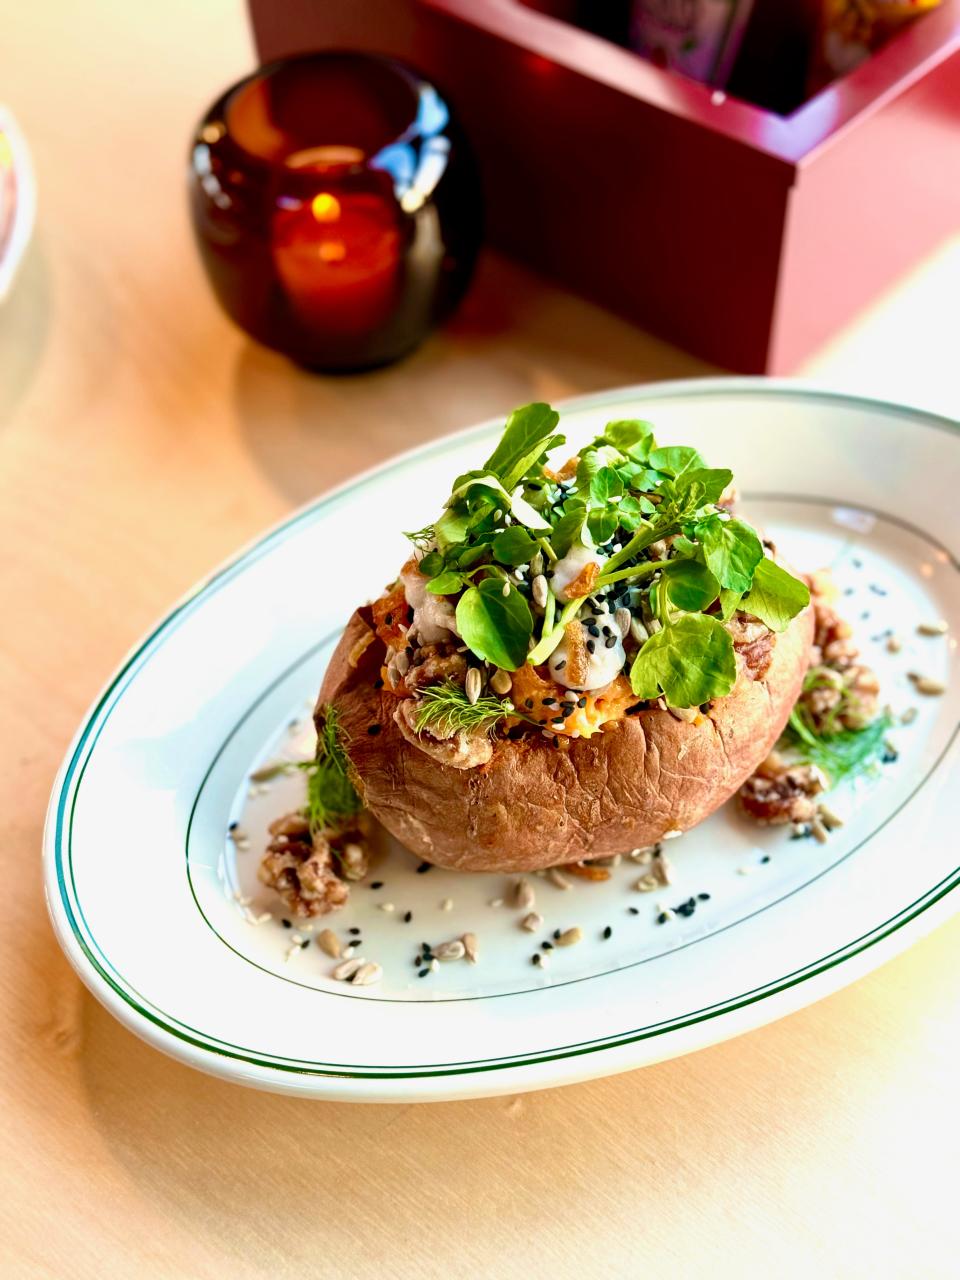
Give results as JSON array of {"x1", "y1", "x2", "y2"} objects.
[
  {"x1": 617, "y1": 494, "x2": 653, "y2": 531},
  {"x1": 426, "y1": 571, "x2": 466, "y2": 595},
  {"x1": 661, "y1": 559, "x2": 720, "y2": 612},
  {"x1": 551, "y1": 506, "x2": 588, "y2": 558},
  {"x1": 648, "y1": 445, "x2": 706, "y2": 479},
  {"x1": 618, "y1": 462, "x2": 666, "y2": 491},
  {"x1": 509, "y1": 489, "x2": 552, "y2": 532},
  {"x1": 629, "y1": 614, "x2": 737, "y2": 708},
  {"x1": 587, "y1": 508, "x2": 618, "y2": 545},
  {"x1": 676, "y1": 467, "x2": 732, "y2": 507},
  {"x1": 670, "y1": 534, "x2": 700, "y2": 559},
  {"x1": 718, "y1": 588, "x2": 743, "y2": 621},
  {"x1": 697, "y1": 515, "x2": 764, "y2": 592},
  {"x1": 589, "y1": 465, "x2": 623, "y2": 507},
  {"x1": 575, "y1": 450, "x2": 601, "y2": 487},
  {"x1": 482, "y1": 403, "x2": 562, "y2": 491},
  {"x1": 602, "y1": 419, "x2": 656, "y2": 460},
  {"x1": 436, "y1": 506, "x2": 471, "y2": 548},
  {"x1": 741, "y1": 557, "x2": 810, "y2": 631},
  {"x1": 454, "y1": 542, "x2": 491, "y2": 570},
  {"x1": 418, "y1": 550, "x2": 445, "y2": 578},
  {"x1": 446, "y1": 473, "x2": 508, "y2": 508},
  {"x1": 455, "y1": 578, "x2": 533, "y2": 671},
  {"x1": 492, "y1": 526, "x2": 539, "y2": 566}
]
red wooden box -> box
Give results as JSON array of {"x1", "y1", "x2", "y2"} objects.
[{"x1": 248, "y1": 0, "x2": 960, "y2": 372}]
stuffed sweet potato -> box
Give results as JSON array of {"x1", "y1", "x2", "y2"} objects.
[{"x1": 309, "y1": 403, "x2": 814, "y2": 874}]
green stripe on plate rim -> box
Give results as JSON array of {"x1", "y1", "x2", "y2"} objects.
[{"x1": 50, "y1": 381, "x2": 960, "y2": 1079}]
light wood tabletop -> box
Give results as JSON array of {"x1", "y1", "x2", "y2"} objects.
[{"x1": 2, "y1": 3, "x2": 959, "y2": 1277}]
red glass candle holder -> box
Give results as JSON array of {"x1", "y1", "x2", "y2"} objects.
[{"x1": 189, "y1": 53, "x2": 481, "y2": 371}]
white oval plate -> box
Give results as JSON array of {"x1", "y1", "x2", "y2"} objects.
[{"x1": 44, "y1": 380, "x2": 960, "y2": 1102}]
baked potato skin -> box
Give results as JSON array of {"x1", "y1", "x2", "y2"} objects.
[{"x1": 318, "y1": 605, "x2": 814, "y2": 873}]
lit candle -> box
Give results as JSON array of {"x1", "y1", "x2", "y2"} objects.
[{"x1": 272, "y1": 162, "x2": 402, "y2": 339}]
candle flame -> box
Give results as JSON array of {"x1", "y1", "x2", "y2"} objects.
[{"x1": 311, "y1": 192, "x2": 341, "y2": 223}]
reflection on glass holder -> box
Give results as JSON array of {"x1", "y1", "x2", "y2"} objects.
[{"x1": 189, "y1": 52, "x2": 482, "y2": 371}]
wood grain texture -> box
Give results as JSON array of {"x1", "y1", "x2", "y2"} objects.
[{"x1": 1, "y1": 2, "x2": 959, "y2": 1277}]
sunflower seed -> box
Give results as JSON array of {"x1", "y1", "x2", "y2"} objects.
[
  {"x1": 434, "y1": 939, "x2": 466, "y2": 961},
  {"x1": 917, "y1": 620, "x2": 948, "y2": 636},
  {"x1": 615, "y1": 607, "x2": 632, "y2": 638},
  {"x1": 394, "y1": 649, "x2": 411, "y2": 676},
  {"x1": 502, "y1": 581, "x2": 511, "y2": 598},
  {"x1": 465, "y1": 667, "x2": 482, "y2": 705},
  {"x1": 817, "y1": 803, "x2": 844, "y2": 831},
  {"x1": 462, "y1": 932, "x2": 479, "y2": 963},
  {"x1": 634, "y1": 874, "x2": 659, "y2": 892},
  {"x1": 532, "y1": 574, "x2": 548, "y2": 608},
  {"x1": 630, "y1": 617, "x2": 649, "y2": 645},
  {"x1": 490, "y1": 668, "x2": 512, "y2": 696},
  {"x1": 810, "y1": 816, "x2": 829, "y2": 844},
  {"x1": 317, "y1": 929, "x2": 341, "y2": 958},
  {"x1": 555, "y1": 926, "x2": 583, "y2": 947},
  {"x1": 521, "y1": 911, "x2": 544, "y2": 932},
  {"x1": 351, "y1": 962, "x2": 383, "y2": 986},
  {"x1": 909, "y1": 674, "x2": 946, "y2": 696},
  {"x1": 590, "y1": 854, "x2": 622, "y2": 868},
  {"x1": 548, "y1": 868, "x2": 571, "y2": 890},
  {"x1": 332, "y1": 957, "x2": 365, "y2": 981},
  {"x1": 514, "y1": 879, "x2": 536, "y2": 910}
]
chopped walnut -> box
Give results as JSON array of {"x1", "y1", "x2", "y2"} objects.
[
  {"x1": 258, "y1": 820, "x2": 370, "y2": 918},
  {"x1": 403, "y1": 643, "x2": 468, "y2": 694},
  {"x1": 739, "y1": 757, "x2": 825, "y2": 825},
  {"x1": 727, "y1": 614, "x2": 775, "y2": 681},
  {"x1": 393, "y1": 698, "x2": 493, "y2": 770}
]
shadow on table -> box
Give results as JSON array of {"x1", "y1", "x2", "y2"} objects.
[
  {"x1": 0, "y1": 239, "x2": 51, "y2": 427},
  {"x1": 229, "y1": 252, "x2": 712, "y2": 509}
]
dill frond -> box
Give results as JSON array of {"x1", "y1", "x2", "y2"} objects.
[
  {"x1": 783, "y1": 700, "x2": 892, "y2": 785},
  {"x1": 300, "y1": 706, "x2": 361, "y2": 834},
  {"x1": 413, "y1": 680, "x2": 516, "y2": 737},
  {"x1": 403, "y1": 523, "x2": 436, "y2": 550}
]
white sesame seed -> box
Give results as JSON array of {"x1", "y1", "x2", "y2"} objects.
[
  {"x1": 502, "y1": 581, "x2": 511, "y2": 597},
  {"x1": 488, "y1": 898, "x2": 504, "y2": 908},
  {"x1": 900, "y1": 706, "x2": 919, "y2": 725},
  {"x1": 430, "y1": 957, "x2": 439, "y2": 972},
  {"x1": 379, "y1": 902, "x2": 396, "y2": 913},
  {"x1": 736, "y1": 865, "x2": 753, "y2": 876},
  {"x1": 662, "y1": 828, "x2": 683, "y2": 840},
  {"x1": 441, "y1": 897, "x2": 454, "y2": 911}
]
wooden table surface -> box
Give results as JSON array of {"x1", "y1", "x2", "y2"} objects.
[{"x1": 2, "y1": 3, "x2": 959, "y2": 1276}]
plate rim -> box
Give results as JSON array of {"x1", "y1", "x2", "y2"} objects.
[{"x1": 43, "y1": 377, "x2": 960, "y2": 1099}]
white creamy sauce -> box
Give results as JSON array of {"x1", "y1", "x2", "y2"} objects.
[
  {"x1": 549, "y1": 543, "x2": 606, "y2": 598},
  {"x1": 401, "y1": 564, "x2": 459, "y2": 643},
  {"x1": 548, "y1": 614, "x2": 626, "y2": 691}
]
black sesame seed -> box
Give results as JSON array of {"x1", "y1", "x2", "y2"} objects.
[
  {"x1": 628, "y1": 907, "x2": 640, "y2": 915},
  {"x1": 588, "y1": 624, "x2": 600, "y2": 638},
  {"x1": 349, "y1": 928, "x2": 361, "y2": 937},
  {"x1": 657, "y1": 912, "x2": 670, "y2": 925},
  {"x1": 374, "y1": 677, "x2": 384, "y2": 689},
  {"x1": 525, "y1": 698, "x2": 535, "y2": 709},
  {"x1": 791, "y1": 826, "x2": 813, "y2": 840},
  {"x1": 882, "y1": 746, "x2": 898, "y2": 764},
  {"x1": 228, "y1": 821, "x2": 238, "y2": 831},
  {"x1": 552, "y1": 717, "x2": 566, "y2": 726},
  {"x1": 553, "y1": 928, "x2": 561, "y2": 940},
  {"x1": 601, "y1": 625, "x2": 612, "y2": 636},
  {"x1": 300, "y1": 939, "x2": 310, "y2": 949},
  {"x1": 542, "y1": 940, "x2": 554, "y2": 950},
  {"x1": 587, "y1": 640, "x2": 596, "y2": 654},
  {"x1": 281, "y1": 919, "x2": 291, "y2": 928},
  {"x1": 555, "y1": 660, "x2": 567, "y2": 671},
  {"x1": 602, "y1": 925, "x2": 612, "y2": 939},
  {"x1": 414, "y1": 954, "x2": 423, "y2": 965},
  {"x1": 370, "y1": 881, "x2": 384, "y2": 889},
  {"x1": 697, "y1": 892, "x2": 711, "y2": 901},
  {"x1": 367, "y1": 724, "x2": 382, "y2": 736},
  {"x1": 542, "y1": 698, "x2": 557, "y2": 707},
  {"x1": 508, "y1": 725, "x2": 525, "y2": 739},
  {"x1": 760, "y1": 855, "x2": 771, "y2": 864},
  {"x1": 418, "y1": 968, "x2": 430, "y2": 978},
  {"x1": 385, "y1": 613, "x2": 393, "y2": 625},
  {"x1": 605, "y1": 635, "x2": 617, "y2": 648},
  {"x1": 404, "y1": 910, "x2": 413, "y2": 923},
  {"x1": 416, "y1": 861, "x2": 432, "y2": 873},
  {"x1": 552, "y1": 737, "x2": 561, "y2": 749},
  {"x1": 532, "y1": 953, "x2": 542, "y2": 966},
  {"x1": 578, "y1": 697, "x2": 587, "y2": 708}
]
